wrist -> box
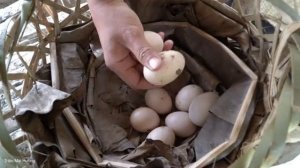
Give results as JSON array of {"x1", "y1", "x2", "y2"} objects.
[
  {"x1": 96, "y1": 0, "x2": 124, "y2": 6},
  {"x1": 88, "y1": 0, "x2": 125, "y2": 11},
  {"x1": 89, "y1": 0, "x2": 125, "y2": 15}
]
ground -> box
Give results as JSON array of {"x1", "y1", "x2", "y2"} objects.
[{"x1": 0, "y1": 0, "x2": 17, "y2": 9}]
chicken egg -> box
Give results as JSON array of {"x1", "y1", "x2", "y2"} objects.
[
  {"x1": 144, "y1": 31, "x2": 164, "y2": 52},
  {"x1": 143, "y1": 50, "x2": 185, "y2": 86},
  {"x1": 175, "y1": 84, "x2": 203, "y2": 111},
  {"x1": 146, "y1": 126, "x2": 175, "y2": 146},
  {"x1": 165, "y1": 111, "x2": 197, "y2": 138},
  {"x1": 130, "y1": 107, "x2": 160, "y2": 132},
  {"x1": 188, "y1": 92, "x2": 219, "y2": 127},
  {"x1": 145, "y1": 88, "x2": 172, "y2": 114}
]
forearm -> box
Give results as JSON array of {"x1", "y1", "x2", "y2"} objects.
[{"x1": 88, "y1": 0, "x2": 136, "y2": 32}]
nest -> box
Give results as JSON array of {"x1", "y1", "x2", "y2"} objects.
[
  {"x1": 2, "y1": 0, "x2": 300, "y2": 168},
  {"x1": 14, "y1": 1, "x2": 260, "y2": 167}
]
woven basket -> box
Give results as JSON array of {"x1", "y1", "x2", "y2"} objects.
[{"x1": 1, "y1": 0, "x2": 300, "y2": 168}]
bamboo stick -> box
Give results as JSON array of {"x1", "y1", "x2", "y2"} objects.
[
  {"x1": 8, "y1": 81, "x2": 22, "y2": 98},
  {"x1": 2, "y1": 109, "x2": 15, "y2": 121},
  {"x1": 14, "y1": 46, "x2": 37, "y2": 52},
  {"x1": 73, "y1": 0, "x2": 81, "y2": 24},
  {"x1": 37, "y1": 2, "x2": 54, "y2": 32},
  {"x1": 49, "y1": 1, "x2": 61, "y2": 37},
  {"x1": 62, "y1": 107, "x2": 102, "y2": 165},
  {"x1": 43, "y1": 0, "x2": 90, "y2": 21},
  {"x1": 21, "y1": 49, "x2": 37, "y2": 97},
  {"x1": 16, "y1": 52, "x2": 37, "y2": 81},
  {"x1": 30, "y1": 15, "x2": 47, "y2": 65},
  {"x1": 0, "y1": 73, "x2": 26, "y2": 81},
  {"x1": 59, "y1": 4, "x2": 89, "y2": 28},
  {"x1": 50, "y1": 42, "x2": 102, "y2": 165}
]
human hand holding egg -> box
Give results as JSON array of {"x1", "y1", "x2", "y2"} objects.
[{"x1": 90, "y1": 0, "x2": 174, "y2": 90}]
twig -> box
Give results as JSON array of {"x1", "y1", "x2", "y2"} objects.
[{"x1": 50, "y1": 42, "x2": 102, "y2": 165}]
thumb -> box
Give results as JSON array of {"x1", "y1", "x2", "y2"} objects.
[{"x1": 123, "y1": 28, "x2": 162, "y2": 70}]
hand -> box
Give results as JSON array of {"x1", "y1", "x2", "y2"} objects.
[{"x1": 88, "y1": 0, "x2": 173, "y2": 89}]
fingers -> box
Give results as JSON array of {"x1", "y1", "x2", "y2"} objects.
[
  {"x1": 163, "y1": 40, "x2": 173, "y2": 51},
  {"x1": 158, "y1": 32, "x2": 165, "y2": 39},
  {"x1": 106, "y1": 53, "x2": 157, "y2": 90},
  {"x1": 158, "y1": 32, "x2": 173, "y2": 50},
  {"x1": 122, "y1": 26, "x2": 162, "y2": 71},
  {"x1": 120, "y1": 67, "x2": 157, "y2": 90}
]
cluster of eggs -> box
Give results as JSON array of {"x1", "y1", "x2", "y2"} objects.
[
  {"x1": 130, "y1": 85, "x2": 219, "y2": 146},
  {"x1": 129, "y1": 31, "x2": 219, "y2": 146}
]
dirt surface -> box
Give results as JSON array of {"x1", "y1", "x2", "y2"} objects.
[{"x1": 0, "y1": 0, "x2": 17, "y2": 9}]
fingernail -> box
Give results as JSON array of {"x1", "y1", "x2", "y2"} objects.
[{"x1": 149, "y1": 57, "x2": 161, "y2": 70}]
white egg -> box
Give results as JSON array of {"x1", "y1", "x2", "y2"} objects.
[
  {"x1": 175, "y1": 84, "x2": 203, "y2": 111},
  {"x1": 144, "y1": 31, "x2": 164, "y2": 52},
  {"x1": 165, "y1": 111, "x2": 197, "y2": 138},
  {"x1": 130, "y1": 107, "x2": 160, "y2": 133},
  {"x1": 146, "y1": 126, "x2": 175, "y2": 146},
  {"x1": 143, "y1": 50, "x2": 185, "y2": 86},
  {"x1": 145, "y1": 88, "x2": 172, "y2": 114},
  {"x1": 188, "y1": 92, "x2": 219, "y2": 127}
]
